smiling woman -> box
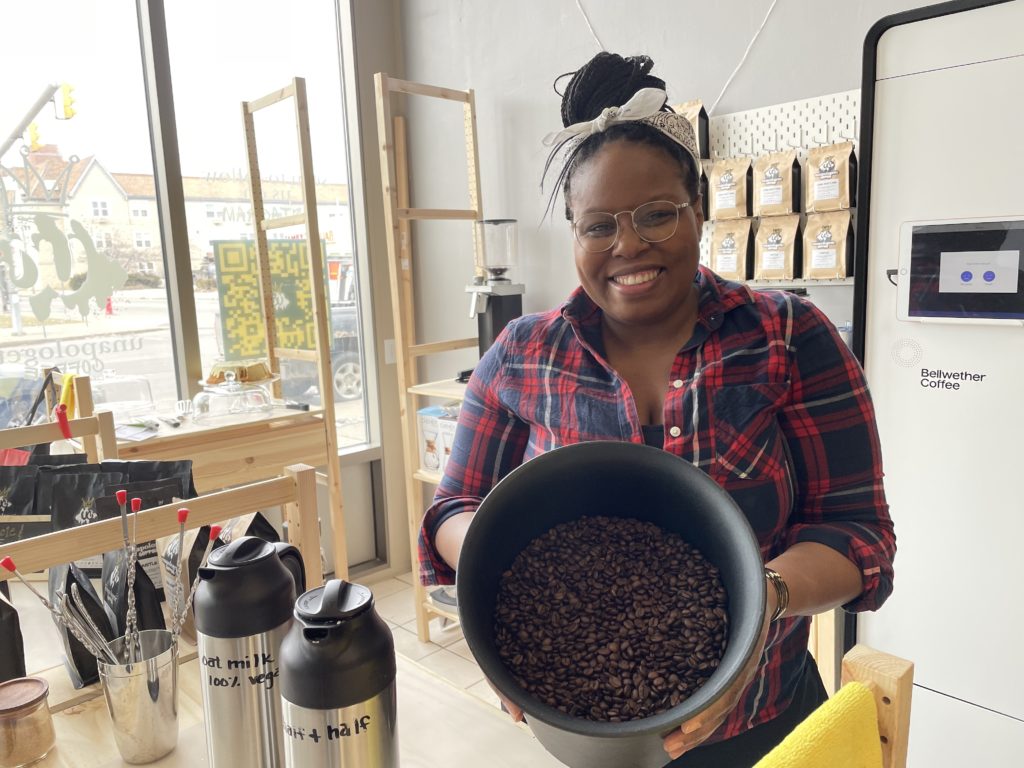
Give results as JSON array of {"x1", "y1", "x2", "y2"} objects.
[{"x1": 418, "y1": 51, "x2": 895, "y2": 768}]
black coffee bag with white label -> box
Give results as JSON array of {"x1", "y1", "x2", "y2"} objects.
[
  {"x1": 40, "y1": 470, "x2": 128, "y2": 575},
  {"x1": 0, "y1": 581, "x2": 26, "y2": 683},
  {"x1": 48, "y1": 563, "x2": 116, "y2": 688},
  {"x1": 102, "y1": 548, "x2": 167, "y2": 639},
  {"x1": 0, "y1": 466, "x2": 43, "y2": 545},
  {"x1": 97, "y1": 480, "x2": 181, "y2": 600},
  {"x1": 100, "y1": 460, "x2": 198, "y2": 499}
]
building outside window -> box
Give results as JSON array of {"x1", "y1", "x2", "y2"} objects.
[{"x1": 1, "y1": 1, "x2": 177, "y2": 407}]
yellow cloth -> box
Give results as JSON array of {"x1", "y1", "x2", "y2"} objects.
[{"x1": 754, "y1": 682, "x2": 883, "y2": 768}]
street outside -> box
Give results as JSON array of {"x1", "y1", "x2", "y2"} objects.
[{"x1": 0, "y1": 288, "x2": 369, "y2": 447}]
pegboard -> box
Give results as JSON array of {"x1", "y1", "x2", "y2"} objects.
[
  {"x1": 709, "y1": 88, "x2": 860, "y2": 164},
  {"x1": 699, "y1": 88, "x2": 861, "y2": 267}
]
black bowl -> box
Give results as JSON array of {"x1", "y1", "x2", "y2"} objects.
[{"x1": 456, "y1": 441, "x2": 765, "y2": 768}]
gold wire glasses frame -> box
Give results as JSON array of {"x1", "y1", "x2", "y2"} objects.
[{"x1": 571, "y1": 200, "x2": 693, "y2": 253}]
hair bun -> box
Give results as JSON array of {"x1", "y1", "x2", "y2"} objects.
[{"x1": 559, "y1": 52, "x2": 666, "y2": 127}]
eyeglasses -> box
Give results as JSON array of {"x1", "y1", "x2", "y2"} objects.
[{"x1": 571, "y1": 200, "x2": 692, "y2": 253}]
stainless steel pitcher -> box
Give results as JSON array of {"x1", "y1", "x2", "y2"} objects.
[{"x1": 194, "y1": 536, "x2": 305, "y2": 767}]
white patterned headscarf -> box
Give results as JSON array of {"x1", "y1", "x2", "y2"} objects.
[
  {"x1": 541, "y1": 88, "x2": 702, "y2": 220},
  {"x1": 543, "y1": 88, "x2": 701, "y2": 175}
]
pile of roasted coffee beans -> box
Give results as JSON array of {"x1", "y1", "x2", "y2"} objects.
[{"x1": 494, "y1": 516, "x2": 728, "y2": 722}]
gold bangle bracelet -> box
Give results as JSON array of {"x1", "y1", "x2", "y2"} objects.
[{"x1": 765, "y1": 567, "x2": 789, "y2": 622}]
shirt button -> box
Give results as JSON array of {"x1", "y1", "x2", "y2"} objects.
[
  {"x1": 668, "y1": 426, "x2": 682, "y2": 438},
  {"x1": 672, "y1": 379, "x2": 684, "y2": 389}
]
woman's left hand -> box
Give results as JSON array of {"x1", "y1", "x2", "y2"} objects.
[{"x1": 662, "y1": 592, "x2": 773, "y2": 761}]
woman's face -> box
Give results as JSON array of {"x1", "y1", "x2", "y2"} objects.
[{"x1": 568, "y1": 140, "x2": 703, "y2": 331}]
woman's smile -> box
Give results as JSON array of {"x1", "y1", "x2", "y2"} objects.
[{"x1": 609, "y1": 266, "x2": 665, "y2": 291}]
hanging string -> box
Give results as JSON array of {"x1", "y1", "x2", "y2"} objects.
[
  {"x1": 707, "y1": 0, "x2": 779, "y2": 115},
  {"x1": 574, "y1": 0, "x2": 605, "y2": 51}
]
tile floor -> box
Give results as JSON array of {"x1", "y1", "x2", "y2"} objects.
[{"x1": 7, "y1": 571, "x2": 503, "y2": 712}]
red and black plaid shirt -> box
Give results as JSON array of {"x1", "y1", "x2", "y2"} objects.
[{"x1": 419, "y1": 265, "x2": 895, "y2": 742}]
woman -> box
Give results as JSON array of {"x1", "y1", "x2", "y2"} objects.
[{"x1": 419, "y1": 52, "x2": 895, "y2": 767}]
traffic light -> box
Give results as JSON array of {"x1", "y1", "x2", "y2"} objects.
[
  {"x1": 59, "y1": 83, "x2": 75, "y2": 119},
  {"x1": 28, "y1": 122, "x2": 42, "y2": 151}
]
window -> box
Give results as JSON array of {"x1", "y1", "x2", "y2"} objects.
[
  {"x1": 166, "y1": 0, "x2": 370, "y2": 448},
  {"x1": 131, "y1": 205, "x2": 149, "y2": 217},
  {"x1": 1, "y1": 1, "x2": 176, "y2": 414},
  {"x1": 134, "y1": 232, "x2": 152, "y2": 248}
]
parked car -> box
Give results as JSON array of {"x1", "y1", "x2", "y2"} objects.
[{"x1": 212, "y1": 301, "x2": 364, "y2": 404}]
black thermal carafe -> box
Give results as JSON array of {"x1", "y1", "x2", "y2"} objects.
[
  {"x1": 194, "y1": 536, "x2": 306, "y2": 767},
  {"x1": 280, "y1": 579, "x2": 399, "y2": 768}
]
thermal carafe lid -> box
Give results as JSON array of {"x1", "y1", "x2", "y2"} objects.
[
  {"x1": 280, "y1": 580, "x2": 396, "y2": 710},
  {"x1": 194, "y1": 536, "x2": 304, "y2": 639}
]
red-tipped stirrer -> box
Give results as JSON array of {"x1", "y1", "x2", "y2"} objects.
[
  {"x1": 176, "y1": 525, "x2": 221, "y2": 638},
  {"x1": 171, "y1": 508, "x2": 190, "y2": 635},
  {"x1": 115, "y1": 489, "x2": 129, "y2": 549},
  {"x1": 125, "y1": 497, "x2": 143, "y2": 663},
  {"x1": 0, "y1": 557, "x2": 50, "y2": 605}
]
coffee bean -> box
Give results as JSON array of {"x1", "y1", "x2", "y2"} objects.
[{"x1": 493, "y1": 516, "x2": 728, "y2": 722}]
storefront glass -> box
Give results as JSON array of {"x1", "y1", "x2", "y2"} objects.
[
  {"x1": 165, "y1": 0, "x2": 368, "y2": 447},
  {"x1": 0, "y1": 0, "x2": 177, "y2": 427}
]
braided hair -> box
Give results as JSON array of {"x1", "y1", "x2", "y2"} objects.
[{"x1": 543, "y1": 53, "x2": 699, "y2": 221}]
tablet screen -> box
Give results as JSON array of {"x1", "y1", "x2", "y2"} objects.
[{"x1": 906, "y1": 220, "x2": 1024, "y2": 320}]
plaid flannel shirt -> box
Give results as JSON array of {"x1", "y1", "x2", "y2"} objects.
[{"x1": 419, "y1": 265, "x2": 895, "y2": 742}]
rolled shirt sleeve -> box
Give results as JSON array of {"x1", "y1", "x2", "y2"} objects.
[
  {"x1": 778, "y1": 300, "x2": 895, "y2": 612},
  {"x1": 418, "y1": 321, "x2": 529, "y2": 585}
]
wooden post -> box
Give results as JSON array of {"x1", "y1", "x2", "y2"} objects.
[
  {"x1": 842, "y1": 645, "x2": 914, "y2": 768},
  {"x1": 285, "y1": 463, "x2": 323, "y2": 587}
]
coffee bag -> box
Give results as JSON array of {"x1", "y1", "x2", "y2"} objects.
[
  {"x1": 0, "y1": 466, "x2": 43, "y2": 545},
  {"x1": 39, "y1": 469, "x2": 128, "y2": 574},
  {"x1": 709, "y1": 158, "x2": 752, "y2": 220},
  {"x1": 711, "y1": 220, "x2": 753, "y2": 280},
  {"x1": 754, "y1": 215, "x2": 802, "y2": 280},
  {"x1": 48, "y1": 563, "x2": 116, "y2": 688},
  {"x1": 805, "y1": 142, "x2": 857, "y2": 212},
  {"x1": 0, "y1": 582, "x2": 26, "y2": 683},
  {"x1": 672, "y1": 99, "x2": 709, "y2": 159},
  {"x1": 803, "y1": 211, "x2": 854, "y2": 279},
  {"x1": 753, "y1": 151, "x2": 801, "y2": 217},
  {"x1": 102, "y1": 548, "x2": 166, "y2": 639}
]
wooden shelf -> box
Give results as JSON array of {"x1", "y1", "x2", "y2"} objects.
[
  {"x1": 746, "y1": 277, "x2": 854, "y2": 289},
  {"x1": 413, "y1": 468, "x2": 443, "y2": 485},
  {"x1": 423, "y1": 599, "x2": 460, "y2": 625},
  {"x1": 408, "y1": 379, "x2": 468, "y2": 401}
]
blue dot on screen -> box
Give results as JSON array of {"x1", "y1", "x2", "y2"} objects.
[
  {"x1": 983, "y1": 271, "x2": 996, "y2": 283},
  {"x1": 961, "y1": 271, "x2": 973, "y2": 282}
]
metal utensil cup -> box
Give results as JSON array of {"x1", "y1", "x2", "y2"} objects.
[{"x1": 98, "y1": 629, "x2": 179, "y2": 765}]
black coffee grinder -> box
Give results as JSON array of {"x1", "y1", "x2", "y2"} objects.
[{"x1": 467, "y1": 219, "x2": 524, "y2": 356}]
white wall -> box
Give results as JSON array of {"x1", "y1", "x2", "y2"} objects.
[{"x1": 395, "y1": 0, "x2": 923, "y2": 376}]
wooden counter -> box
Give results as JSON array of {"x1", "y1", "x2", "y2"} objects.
[
  {"x1": 108, "y1": 408, "x2": 333, "y2": 494},
  {"x1": 40, "y1": 655, "x2": 563, "y2": 767}
]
